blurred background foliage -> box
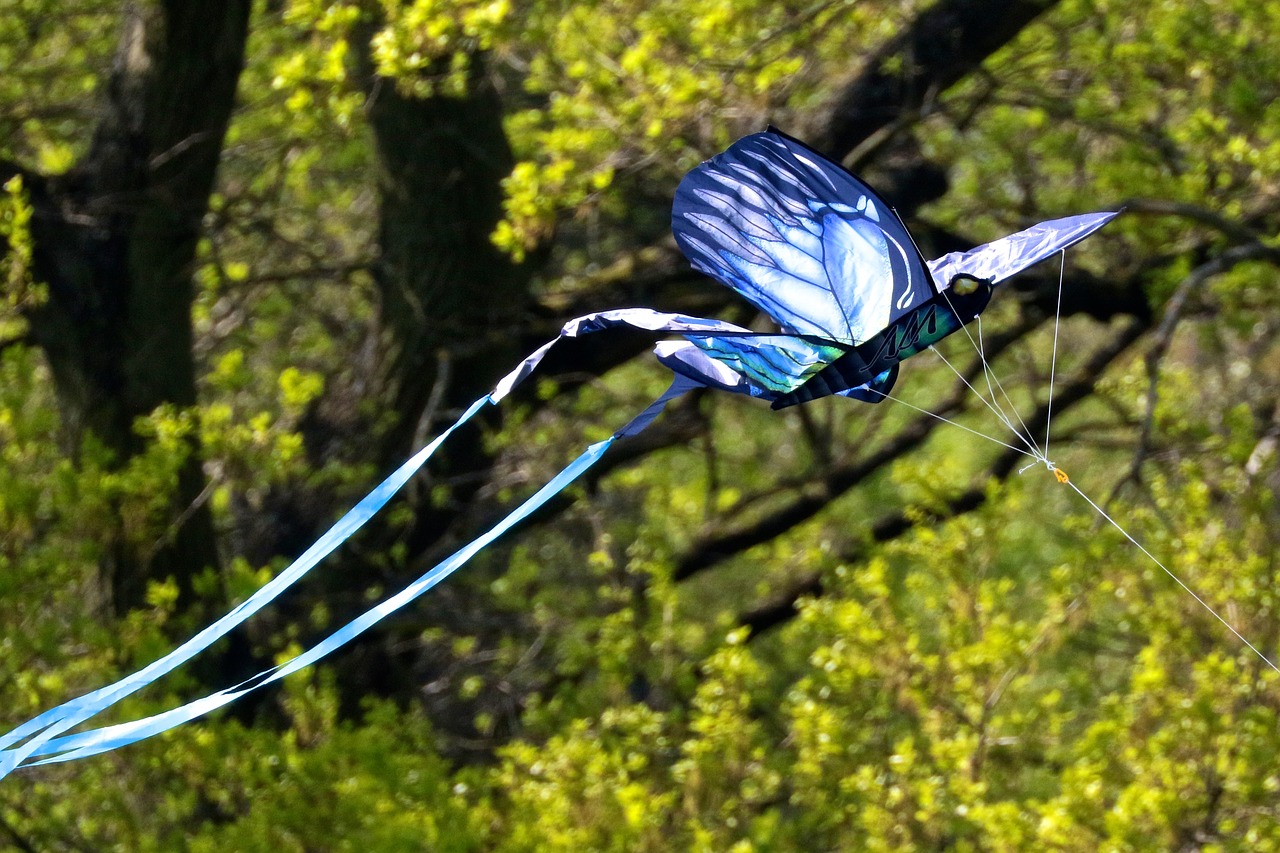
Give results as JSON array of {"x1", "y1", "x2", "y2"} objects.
[{"x1": 2, "y1": 0, "x2": 1280, "y2": 849}]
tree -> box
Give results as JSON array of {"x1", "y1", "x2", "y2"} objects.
[
  {"x1": 2, "y1": 0, "x2": 250, "y2": 615},
  {"x1": 2, "y1": 0, "x2": 1279, "y2": 848}
]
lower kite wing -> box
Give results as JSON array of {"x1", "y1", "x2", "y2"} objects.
[{"x1": 655, "y1": 334, "x2": 848, "y2": 399}]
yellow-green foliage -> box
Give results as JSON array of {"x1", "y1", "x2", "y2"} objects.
[{"x1": 2, "y1": 0, "x2": 1280, "y2": 849}]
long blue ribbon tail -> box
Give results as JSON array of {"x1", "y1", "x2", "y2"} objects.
[
  {"x1": 0, "y1": 309, "x2": 711, "y2": 777},
  {"x1": 0, "y1": 394, "x2": 493, "y2": 777},
  {"x1": 14, "y1": 376, "x2": 694, "y2": 768}
]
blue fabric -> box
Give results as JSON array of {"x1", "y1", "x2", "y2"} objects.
[
  {"x1": 614, "y1": 375, "x2": 700, "y2": 437},
  {"x1": 684, "y1": 335, "x2": 848, "y2": 394},
  {"x1": 492, "y1": 308, "x2": 757, "y2": 401},
  {"x1": 0, "y1": 307, "x2": 755, "y2": 777},
  {"x1": 927, "y1": 211, "x2": 1120, "y2": 288},
  {"x1": 670, "y1": 132, "x2": 1120, "y2": 406},
  {"x1": 672, "y1": 129, "x2": 936, "y2": 346}
]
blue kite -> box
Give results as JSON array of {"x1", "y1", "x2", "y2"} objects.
[{"x1": 0, "y1": 129, "x2": 1117, "y2": 775}]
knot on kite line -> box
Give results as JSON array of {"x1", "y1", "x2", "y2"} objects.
[{"x1": 1017, "y1": 459, "x2": 1068, "y2": 484}]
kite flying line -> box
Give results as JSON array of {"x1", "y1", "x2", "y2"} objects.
[{"x1": 920, "y1": 252, "x2": 1280, "y2": 678}]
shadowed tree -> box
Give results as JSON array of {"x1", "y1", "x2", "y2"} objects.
[{"x1": 11, "y1": 1, "x2": 251, "y2": 614}]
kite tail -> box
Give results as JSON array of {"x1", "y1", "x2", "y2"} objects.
[
  {"x1": 0, "y1": 392, "x2": 495, "y2": 779},
  {"x1": 3, "y1": 376, "x2": 696, "y2": 771},
  {"x1": 0, "y1": 308, "x2": 725, "y2": 778}
]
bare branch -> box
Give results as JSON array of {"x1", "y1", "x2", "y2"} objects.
[
  {"x1": 810, "y1": 0, "x2": 1062, "y2": 159},
  {"x1": 673, "y1": 316, "x2": 1043, "y2": 582},
  {"x1": 1118, "y1": 243, "x2": 1280, "y2": 497},
  {"x1": 737, "y1": 316, "x2": 1148, "y2": 638},
  {"x1": 1120, "y1": 199, "x2": 1272, "y2": 247}
]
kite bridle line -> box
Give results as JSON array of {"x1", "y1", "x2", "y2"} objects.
[{"x1": 900, "y1": 252, "x2": 1280, "y2": 678}]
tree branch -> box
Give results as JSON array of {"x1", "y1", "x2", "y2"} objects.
[
  {"x1": 672, "y1": 315, "x2": 1042, "y2": 582},
  {"x1": 737, "y1": 316, "x2": 1150, "y2": 638},
  {"x1": 1118, "y1": 242, "x2": 1280, "y2": 496},
  {"x1": 810, "y1": 0, "x2": 1063, "y2": 160},
  {"x1": 1120, "y1": 199, "x2": 1271, "y2": 247}
]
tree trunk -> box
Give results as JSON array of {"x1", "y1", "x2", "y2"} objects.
[
  {"x1": 349, "y1": 37, "x2": 532, "y2": 551},
  {"x1": 23, "y1": 0, "x2": 252, "y2": 614}
]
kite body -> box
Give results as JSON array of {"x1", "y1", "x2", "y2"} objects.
[
  {"x1": 0, "y1": 129, "x2": 1119, "y2": 778},
  {"x1": 772, "y1": 275, "x2": 994, "y2": 408}
]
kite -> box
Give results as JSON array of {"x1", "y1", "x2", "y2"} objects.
[
  {"x1": 663, "y1": 129, "x2": 1115, "y2": 409},
  {"x1": 0, "y1": 129, "x2": 1149, "y2": 777}
]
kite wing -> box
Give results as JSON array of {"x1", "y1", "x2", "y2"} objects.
[
  {"x1": 673, "y1": 129, "x2": 936, "y2": 346},
  {"x1": 655, "y1": 334, "x2": 849, "y2": 398},
  {"x1": 928, "y1": 211, "x2": 1120, "y2": 288}
]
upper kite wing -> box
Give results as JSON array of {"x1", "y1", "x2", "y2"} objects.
[
  {"x1": 928, "y1": 211, "x2": 1121, "y2": 288},
  {"x1": 672, "y1": 129, "x2": 936, "y2": 346}
]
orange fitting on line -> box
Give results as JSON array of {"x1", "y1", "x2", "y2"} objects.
[{"x1": 1053, "y1": 467, "x2": 1070, "y2": 484}]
